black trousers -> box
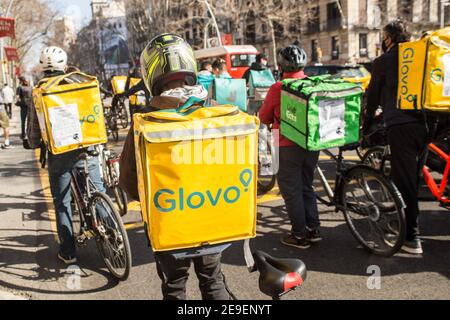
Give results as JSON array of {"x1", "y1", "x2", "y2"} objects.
[
  {"x1": 277, "y1": 145, "x2": 321, "y2": 237},
  {"x1": 20, "y1": 106, "x2": 28, "y2": 139},
  {"x1": 388, "y1": 123, "x2": 428, "y2": 241},
  {"x1": 154, "y1": 252, "x2": 230, "y2": 300},
  {"x1": 5, "y1": 103, "x2": 12, "y2": 119}
]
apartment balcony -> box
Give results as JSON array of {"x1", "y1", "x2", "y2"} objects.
[
  {"x1": 326, "y1": 18, "x2": 342, "y2": 31},
  {"x1": 304, "y1": 22, "x2": 321, "y2": 35}
]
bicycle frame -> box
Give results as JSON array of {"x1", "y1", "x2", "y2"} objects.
[
  {"x1": 316, "y1": 149, "x2": 347, "y2": 205},
  {"x1": 70, "y1": 157, "x2": 100, "y2": 238},
  {"x1": 422, "y1": 143, "x2": 450, "y2": 206}
]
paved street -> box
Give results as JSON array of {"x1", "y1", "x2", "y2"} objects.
[{"x1": 0, "y1": 111, "x2": 449, "y2": 300}]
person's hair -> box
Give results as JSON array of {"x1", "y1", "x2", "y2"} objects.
[
  {"x1": 383, "y1": 19, "x2": 411, "y2": 44},
  {"x1": 200, "y1": 61, "x2": 212, "y2": 71},
  {"x1": 212, "y1": 59, "x2": 227, "y2": 72},
  {"x1": 256, "y1": 53, "x2": 267, "y2": 63}
]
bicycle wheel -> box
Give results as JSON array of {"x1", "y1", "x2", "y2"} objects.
[
  {"x1": 362, "y1": 147, "x2": 391, "y2": 177},
  {"x1": 113, "y1": 185, "x2": 128, "y2": 216},
  {"x1": 340, "y1": 165, "x2": 406, "y2": 257},
  {"x1": 90, "y1": 192, "x2": 132, "y2": 280}
]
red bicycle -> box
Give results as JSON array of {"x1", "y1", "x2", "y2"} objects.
[{"x1": 362, "y1": 129, "x2": 450, "y2": 209}]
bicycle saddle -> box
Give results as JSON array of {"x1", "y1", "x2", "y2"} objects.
[{"x1": 253, "y1": 251, "x2": 307, "y2": 299}]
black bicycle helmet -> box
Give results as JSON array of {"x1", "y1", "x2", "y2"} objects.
[
  {"x1": 278, "y1": 45, "x2": 307, "y2": 72},
  {"x1": 140, "y1": 33, "x2": 198, "y2": 96}
]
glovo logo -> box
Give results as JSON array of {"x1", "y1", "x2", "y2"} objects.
[
  {"x1": 286, "y1": 104, "x2": 297, "y2": 122},
  {"x1": 430, "y1": 68, "x2": 443, "y2": 83},
  {"x1": 153, "y1": 169, "x2": 253, "y2": 213},
  {"x1": 80, "y1": 105, "x2": 101, "y2": 125},
  {"x1": 399, "y1": 47, "x2": 417, "y2": 103}
]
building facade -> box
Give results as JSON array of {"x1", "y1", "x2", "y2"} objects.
[
  {"x1": 301, "y1": 0, "x2": 444, "y2": 66},
  {"x1": 91, "y1": 0, "x2": 130, "y2": 79}
]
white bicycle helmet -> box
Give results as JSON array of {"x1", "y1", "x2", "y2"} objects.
[{"x1": 40, "y1": 46, "x2": 68, "y2": 72}]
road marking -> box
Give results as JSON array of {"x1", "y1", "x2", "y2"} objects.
[
  {"x1": 258, "y1": 188, "x2": 282, "y2": 204},
  {"x1": 35, "y1": 150, "x2": 59, "y2": 242},
  {"x1": 128, "y1": 201, "x2": 141, "y2": 211},
  {"x1": 319, "y1": 155, "x2": 360, "y2": 161},
  {"x1": 125, "y1": 222, "x2": 144, "y2": 230}
]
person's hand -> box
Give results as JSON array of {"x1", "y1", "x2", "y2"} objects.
[{"x1": 22, "y1": 139, "x2": 31, "y2": 150}]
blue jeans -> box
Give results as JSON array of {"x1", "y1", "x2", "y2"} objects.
[
  {"x1": 277, "y1": 146, "x2": 321, "y2": 238},
  {"x1": 48, "y1": 150, "x2": 106, "y2": 257}
]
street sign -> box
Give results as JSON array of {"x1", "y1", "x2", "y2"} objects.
[
  {"x1": 0, "y1": 17, "x2": 15, "y2": 39},
  {"x1": 4, "y1": 46, "x2": 18, "y2": 61}
]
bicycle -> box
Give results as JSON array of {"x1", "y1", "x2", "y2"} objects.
[
  {"x1": 115, "y1": 95, "x2": 130, "y2": 129},
  {"x1": 246, "y1": 97, "x2": 277, "y2": 194},
  {"x1": 70, "y1": 149, "x2": 132, "y2": 280},
  {"x1": 104, "y1": 105, "x2": 120, "y2": 142},
  {"x1": 363, "y1": 128, "x2": 450, "y2": 209},
  {"x1": 314, "y1": 143, "x2": 406, "y2": 257},
  {"x1": 96, "y1": 145, "x2": 128, "y2": 216}
]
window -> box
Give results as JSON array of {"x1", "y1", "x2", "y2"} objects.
[
  {"x1": 230, "y1": 54, "x2": 257, "y2": 68},
  {"x1": 331, "y1": 36, "x2": 340, "y2": 60},
  {"x1": 327, "y1": 1, "x2": 341, "y2": 30},
  {"x1": 359, "y1": 33, "x2": 368, "y2": 57},
  {"x1": 307, "y1": 6, "x2": 320, "y2": 33},
  {"x1": 262, "y1": 23, "x2": 268, "y2": 34}
]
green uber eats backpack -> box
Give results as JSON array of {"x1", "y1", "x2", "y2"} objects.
[{"x1": 280, "y1": 75, "x2": 363, "y2": 151}]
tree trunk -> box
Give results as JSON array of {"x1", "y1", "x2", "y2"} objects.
[{"x1": 268, "y1": 18, "x2": 278, "y2": 70}]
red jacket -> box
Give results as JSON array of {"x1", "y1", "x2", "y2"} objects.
[{"x1": 259, "y1": 71, "x2": 306, "y2": 147}]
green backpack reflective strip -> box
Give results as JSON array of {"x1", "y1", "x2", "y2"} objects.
[
  {"x1": 280, "y1": 76, "x2": 362, "y2": 151},
  {"x1": 214, "y1": 78, "x2": 248, "y2": 112}
]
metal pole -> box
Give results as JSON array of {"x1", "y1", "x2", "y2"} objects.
[
  {"x1": 203, "y1": 20, "x2": 211, "y2": 48},
  {"x1": 202, "y1": 0, "x2": 222, "y2": 47}
]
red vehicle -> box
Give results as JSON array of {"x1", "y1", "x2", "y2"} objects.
[{"x1": 194, "y1": 45, "x2": 259, "y2": 79}]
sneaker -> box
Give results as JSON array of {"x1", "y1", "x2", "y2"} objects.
[
  {"x1": 58, "y1": 253, "x2": 78, "y2": 265},
  {"x1": 306, "y1": 228, "x2": 322, "y2": 243},
  {"x1": 1, "y1": 143, "x2": 11, "y2": 149},
  {"x1": 401, "y1": 238, "x2": 423, "y2": 255},
  {"x1": 280, "y1": 234, "x2": 311, "y2": 249}
]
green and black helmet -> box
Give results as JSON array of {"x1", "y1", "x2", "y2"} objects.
[{"x1": 140, "y1": 33, "x2": 198, "y2": 96}]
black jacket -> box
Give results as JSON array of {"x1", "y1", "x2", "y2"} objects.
[
  {"x1": 242, "y1": 62, "x2": 268, "y2": 84},
  {"x1": 365, "y1": 45, "x2": 421, "y2": 128}
]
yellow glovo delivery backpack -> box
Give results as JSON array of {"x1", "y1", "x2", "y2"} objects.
[
  {"x1": 128, "y1": 78, "x2": 147, "y2": 107},
  {"x1": 398, "y1": 27, "x2": 450, "y2": 112},
  {"x1": 33, "y1": 72, "x2": 107, "y2": 155},
  {"x1": 111, "y1": 75, "x2": 128, "y2": 95},
  {"x1": 112, "y1": 76, "x2": 146, "y2": 106},
  {"x1": 134, "y1": 97, "x2": 260, "y2": 252}
]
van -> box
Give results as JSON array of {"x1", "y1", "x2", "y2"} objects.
[{"x1": 195, "y1": 45, "x2": 259, "y2": 79}]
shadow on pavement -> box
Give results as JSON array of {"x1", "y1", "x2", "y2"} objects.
[{"x1": 221, "y1": 203, "x2": 450, "y2": 281}]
